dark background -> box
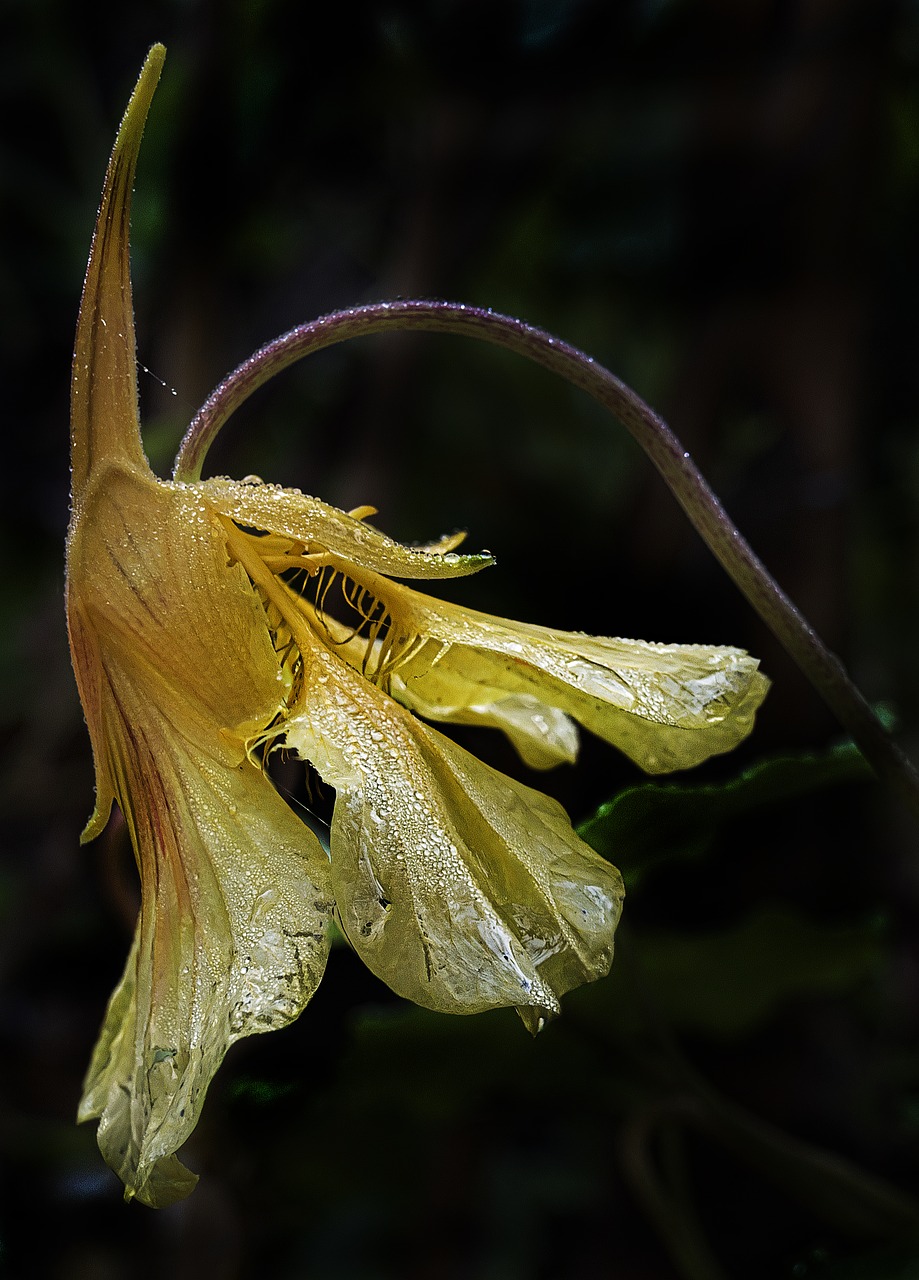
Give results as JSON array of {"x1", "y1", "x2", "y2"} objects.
[{"x1": 3, "y1": 1, "x2": 919, "y2": 1276}]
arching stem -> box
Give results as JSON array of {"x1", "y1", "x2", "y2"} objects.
[{"x1": 173, "y1": 300, "x2": 919, "y2": 820}]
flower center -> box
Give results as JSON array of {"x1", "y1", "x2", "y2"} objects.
[{"x1": 219, "y1": 518, "x2": 425, "y2": 705}]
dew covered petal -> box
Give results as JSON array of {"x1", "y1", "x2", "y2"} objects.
[
  {"x1": 391, "y1": 664, "x2": 580, "y2": 769},
  {"x1": 69, "y1": 46, "x2": 161, "y2": 511},
  {"x1": 68, "y1": 464, "x2": 290, "y2": 815},
  {"x1": 78, "y1": 664, "x2": 333, "y2": 1207},
  {"x1": 282, "y1": 636, "x2": 623, "y2": 1025},
  {"x1": 68, "y1": 464, "x2": 334, "y2": 1205},
  {"x1": 353, "y1": 573, "x2": 768, "y2": 773},
  {"x1": 196, "y1": 476, "x2": 493, "y2": 580}
]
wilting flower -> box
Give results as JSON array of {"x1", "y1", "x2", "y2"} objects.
[{"x1": 66, "y1": 46, "x2": 768, "y2": 1208}]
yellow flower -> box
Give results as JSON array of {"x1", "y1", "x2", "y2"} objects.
[{"x1": 66, "y1": 46, "x2": 768, "y2": 1208}]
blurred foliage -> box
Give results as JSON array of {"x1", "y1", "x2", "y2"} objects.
[
  {"x1": 4, "y1": 0, "x2": 919, "y2": 1276},
  {"x1": 579, "y1": 740, "x2": 874, "y2": 888}
]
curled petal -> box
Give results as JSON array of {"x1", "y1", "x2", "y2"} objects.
[
  {"x1": 283, "y1": 637, "x2": 623, "y2": 1028},
  {"x1": 195, "y1": 477, "x2": 493, "y2": 580},
  {"x1": 78, "y1": 667, "x2": 333, "y2": 1207}
]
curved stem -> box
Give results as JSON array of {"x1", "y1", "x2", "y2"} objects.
[{"x1": 173, "y1": 300, "x2": 919, "y2": 819}]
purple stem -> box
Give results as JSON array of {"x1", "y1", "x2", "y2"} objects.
[{"x1": 173, "y1": 300, "x2": 919, "y2": 819}]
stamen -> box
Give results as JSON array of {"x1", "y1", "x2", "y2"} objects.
[
  {"x1": 315, "y1": 565, "x2": 341, "y2": 644},
  {"x1": 261, "y1": 550, "x2": 331, "y2": 575},
  {"x1": 346, "y1": 504, "x2": 379, "y2": 521},
  {"x1": 377, "y1": 630, "x2": 427, "y2": 686},
  {"x1": 221, "y1": 516, "x2": 427, "y2": 701}
]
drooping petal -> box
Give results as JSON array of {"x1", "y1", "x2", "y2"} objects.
[
  {"x1": 398, "y1": 633, "x2": 767, "y2": 773},
  {"x1": 77, "y1": 670, "x2": 333, "y2": 1206},
  {"x1": 282, "y1": 634, "x2": 623, "y2": 1028},
  {"x1": 329, "y1": 567, "x2": 768, "y2": 774},
  {"x1": 197, "y1": 476, "x2": 493, "y2": 579},
  {"x1": 266, "y1": 593, "x2": 581, "y2": 771},
  {"x1": 68, "y1": 462, "x2": 335, "y2": 1204}
]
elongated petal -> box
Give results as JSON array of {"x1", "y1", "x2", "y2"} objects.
[
  {"x1": 68, "y1": 461, "x2": 334, "y2": 1204},
  {"x1": 197, "y1": 476, "x2": 493, "y2": 579},
  {"x1": 78, "y1": 663, "x2": 333, "y2": 1207},
  {"x1": 70, "y1": 46, "x2": 163, "y2": 509},
  {"x1": 401, "y1": 634, "x2": 767, "y2": 773},
  {"x1": 283, "y1": 637, "x2": 623, "y2": 1027},
  {"x1": 342, "y1": 570, "x2": 768, "y2": 773}
]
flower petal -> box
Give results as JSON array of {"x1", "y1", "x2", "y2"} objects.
[
  {"x1": 392, "y1": 664, "x2": 580, "y2": 769},
  {"x1": 345, "y1": 572, "x2": 768, "y2": 773},
  {"x1": 68, "y1": 466, "x2": 291, "y2": 819},
  {"x1": 78, "y1": 663, "x2": 333, "y2": 1207},
  {"x1": 197, "y1": 476, "x2": 493, "y2": 579},
  {"x1": 70, "y1": 46, "x2": 163, "y2": 509},
  {"x1": 283, "y1": 637, "x2": 623, "y2": 1027},
  {"x1": 68, "y1": 463, "x2": 334, "y2": 1204}
]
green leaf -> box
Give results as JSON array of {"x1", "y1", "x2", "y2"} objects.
[{"x1": 578, "y1": 741, "x2": 872, "y2": 889}]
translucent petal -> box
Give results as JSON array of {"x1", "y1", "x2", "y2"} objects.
[
  {"x1": 196, "y1": 476, "x2": 493, "y2": 579},
  {"x1": 69, "y1": 464, "x2": 333, "y2": 1204},
  {"x1": 347, "y1": 571, "x2": 769, "y2": 773},
  {"x1": 283, "y1": 637, "x2": 623, "y2": 1025},
  {"x1": 391, "y1": 664, "x2": 579, "y2": 769},
  {"x1": 78, "y1": 663, "x2": 333, "y2": 1207}
]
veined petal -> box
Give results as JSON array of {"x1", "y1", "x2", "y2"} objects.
[
  {"x1": 337, "y1": 569, "x2": 768, "y2": 774},
  {"x1": 66, "y1": 598, "x2": 117, "y2": 841},
  {"x1": 70, "y1": 46, "x2": 163, "y2": 509},
  {"x1": 78, "y1": 660, "x2": 333, "y2": 1207},
  {"x1": 67, "y1": 460, "x2": 334, "y2": 1204},
  {"x1": 67, "y1": 465, "x2": 289, "y2": 813},
  {"x1": 282, "y1": 635, "x2": 623, "y2": 1027},
  {"x1": 401, "y1": 634, "x2": 768, "y2": 774},
  {"x1": 197, "y1": 476, "x2": 493, "y2": 579}
]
